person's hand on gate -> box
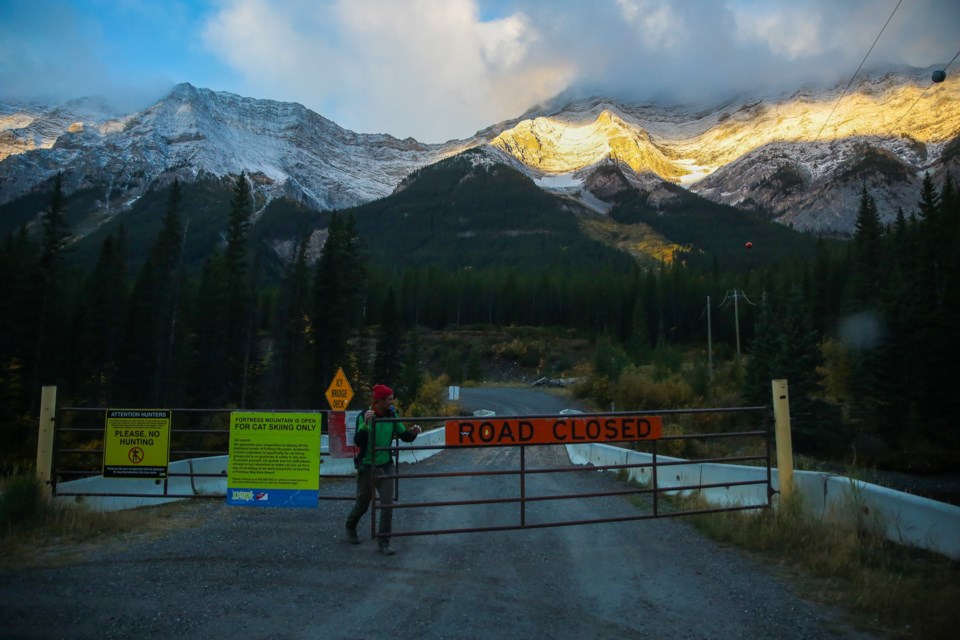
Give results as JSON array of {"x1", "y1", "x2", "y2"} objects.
[{"x1": 410, "y1": 424, "x2": 422, "y2": 435}]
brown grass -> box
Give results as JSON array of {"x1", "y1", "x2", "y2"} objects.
[
  {"x1": 1, "y1": 474, "x2": 206, "y2": 569},
  {"x1": 684, "y1": 494, "x2": 960, "y2": 640}
]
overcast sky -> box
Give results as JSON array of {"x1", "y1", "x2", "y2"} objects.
[{"x1": 1, "y1": 0, "x2": 958, "y2": 142}]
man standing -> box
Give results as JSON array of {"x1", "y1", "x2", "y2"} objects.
[{"x1": 345, "y1": 383, "x2": 421, "y2": 555}]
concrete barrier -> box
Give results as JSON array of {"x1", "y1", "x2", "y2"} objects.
[{"x1": 565, "y1": 442, "x2": 960, "y2": 560}]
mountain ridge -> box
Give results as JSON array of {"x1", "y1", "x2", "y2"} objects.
[{"x1": 1, "y1": 66, "x2": 958, "y2": 237}]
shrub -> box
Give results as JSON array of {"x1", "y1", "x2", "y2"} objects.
[
  {"x1": 0, "y1": 474, "x2": 45, "y2": 532},
  {"x1": 612, "y1": 366, "x2": 694, "y2": 410},
  {"x1": 404, "y1": 374, "x2": 461, "y2": 418}
]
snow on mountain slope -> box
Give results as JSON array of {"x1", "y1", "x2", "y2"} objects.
[
  {"x1": 0, "y1": 84, "x2": 471, "y2": 212},
  {"x1": 1, "y1": 67, "x2": 958, "y2": 235},
  {"x1": 488, "y1": 66, "x2": 959, "y2": 231}
]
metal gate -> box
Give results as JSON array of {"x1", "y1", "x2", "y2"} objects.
[
  {"x1": 48, "y1": 406, "x2": 359, "y2": 503},
  {"x1": 366, "y1": 406, "x2": 774, "y2": 540},
  {"x1": 45, "y1": 399, "x2": 772, "y2": 535}
]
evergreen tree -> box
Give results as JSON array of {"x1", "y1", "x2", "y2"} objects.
[
  {"x1": 73, "y1": 230, "x2": 128, "y2": 405},
  {"x1": 40, "y1": 172, "x2": 70, "y2": 271},
  {"x1": 742, "y1": 292, "x2": 778, "y2": 406},
  {"x1": 119, "y1": 182, "x2": 185, "y2": 404},
  {"x1": 311, "y1": 212, "x2": 365, "y2": 388},
  {"x1": 185, "y1": 255, "x2": 231, "y2": 406},
  {"x1": 771, "y1": 284, "x2": 832, "y2": 451},
  {"x1": 848, "y1": 185, "x2": 884, "y2": 310},
  {"x1": 398, "y1": 327, "x2": 424, "y2": 401},
  {"x1": 0, "y1": 228, "x2": 42, "y2": 456},
  {"x1": 908, "y1": 173, "x2": 950, "y2": 436},
  {"x1": 33, "y1": 172, "x2": 71, "y2": 403},
  {"x1": 271, "y1": 236, "x2": 313, "y2": 407},
  {"x1": 373, "y1": 287, "x2": 404, "y2": 385},
  {"x1": 225, "y1": 173, "x2": 255, "y2": 405}
]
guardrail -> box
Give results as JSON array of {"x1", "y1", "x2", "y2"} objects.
[{"x1": 566, "y1": 441, "x2": 960, "y2": 560}]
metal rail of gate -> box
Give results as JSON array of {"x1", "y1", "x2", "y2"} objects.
[
  {"x1": 49, "y1": 406, "x2": 361, "y2": 501},
  {"x1": 369, "y1": 406, "x2": 773, "y2": 540},
  {"x1": 48, "y1": 403, "x2": 772, "y2": 535}
]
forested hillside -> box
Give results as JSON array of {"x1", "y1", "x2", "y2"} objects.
[{"x1": 1, "y1": 161, "x2": 957, "y2": 474}]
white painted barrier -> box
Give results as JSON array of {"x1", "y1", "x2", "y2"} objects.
[
  {"x1": 565, "y1": 442, "x2": 960, "y2": 560},
  {"x1": 55, "y1": 428, "x2": 446, "y2": 513}
]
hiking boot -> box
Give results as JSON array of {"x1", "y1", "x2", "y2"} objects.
[
  {"x1": 345, "y1": 526, "x2": 360, "y2": 544},
  {"x1": 379, "y1": 544, "x2": 396, "y2": 556}
]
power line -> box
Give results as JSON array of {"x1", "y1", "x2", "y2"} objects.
[
  {"x1": 813, "y1": 0, "x2": 903, "y2": 144},
  {"x1": 892, "y1": 47, "x2": 960, "y2": 133}
]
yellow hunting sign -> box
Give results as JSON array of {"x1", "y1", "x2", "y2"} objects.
[{"x1": 102, "y1": 409, "x2": 171, "y2": 478}]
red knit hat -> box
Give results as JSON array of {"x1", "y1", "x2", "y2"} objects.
[{"x1": 372, "y1": 384, "x2": 394, "y2": 402}]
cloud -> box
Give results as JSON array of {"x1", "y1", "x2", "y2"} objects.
[
  {"x1": 203, "y1": 0, "x2": 574, "y2": 142},
  {"x1": 512, "y1": 0, "x2": 960, "y2": 106},
  {"x1": 0, "y1": 2, "x2": 108, "y2": 102},
  {"x1": 3, "y1": 0, "x2": 957, "y2": 142},
  {"x1": 0, "y1": 0, "x2": 210, "y2": 113}
]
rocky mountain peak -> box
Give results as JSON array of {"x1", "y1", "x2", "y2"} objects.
[{"x1": 1, "y1": 66, "x2": 958, "y2": 235}]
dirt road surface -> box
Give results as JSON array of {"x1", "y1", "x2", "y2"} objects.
[{"x1": 0, "y1": 388, "x2": 882, "y2": 639}]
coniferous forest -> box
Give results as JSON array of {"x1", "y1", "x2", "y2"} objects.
[{"x1": 1, "y1": 168, "x2": 958, "y2": 474}]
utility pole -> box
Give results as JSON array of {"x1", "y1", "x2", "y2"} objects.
[
  {"x1": 733, "y1": 289, "x2": 741, "y2": 359},
  {"x1": 706, "y1": 295, "x2": 713, "y2": 381}
]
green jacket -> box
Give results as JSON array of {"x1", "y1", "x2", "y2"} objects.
[{"x1": 354, "y1": 408, "x2": 417, "y2": 467}]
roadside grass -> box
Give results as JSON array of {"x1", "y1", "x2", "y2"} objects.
[
  {"x1": 0, "y1": 473, "x2": 203, "y2": 569},
  {"x1": 679, "y1": 492, "x2": 960, "y2": 640}
]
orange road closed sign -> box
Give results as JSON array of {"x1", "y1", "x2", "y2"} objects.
[
  {"x1": 325, "y1": 367, "x2": 354, "y2": 410},
  {"x1": 444, "y1": 415, "x2": 662, "y2": 447}
]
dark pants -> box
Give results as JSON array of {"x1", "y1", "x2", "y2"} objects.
[{"x1": 345, "y1": 464, "x2": 395, "y2": 545}]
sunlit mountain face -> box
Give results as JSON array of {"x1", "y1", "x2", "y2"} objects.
[
  {"x1": 487, "y1": 67, "x2": 959, "y2": 231},
  {"x1": 491, "y1": 69, "x2": 958, "y2": 185}
]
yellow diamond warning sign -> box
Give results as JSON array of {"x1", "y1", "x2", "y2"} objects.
[{"x1": 325, "y1": 367, "x2": 354, "y2": 411}]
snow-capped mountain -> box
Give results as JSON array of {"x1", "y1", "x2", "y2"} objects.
[
  {"x1": 0, "y1": 83, "x2": 473, "y2": 214},
  {"x1": 487, "y1": 66, "x2": 960, "y2": 231},
  {"x1": 1, "y1": 66, "x2": 958, "y2": 236}
]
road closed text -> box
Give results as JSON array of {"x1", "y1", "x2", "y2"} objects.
[{"x1": 444, "y1": 416, "x2": 662, "y2": 447}]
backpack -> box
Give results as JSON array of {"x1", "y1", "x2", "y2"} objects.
[{"x1": 352, "y1": 411, "x2": 364, "y2": 469}]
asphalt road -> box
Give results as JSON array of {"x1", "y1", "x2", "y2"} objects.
[{"x1": 0, "y1": 388, "x2": 882, "y2": 640}]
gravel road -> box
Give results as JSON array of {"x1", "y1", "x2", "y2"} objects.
[{"x1": 0, "y1": 388, "x2": 883, "y2": 640}]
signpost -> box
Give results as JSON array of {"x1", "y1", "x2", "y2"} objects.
[
  {"x1": 325, "y1": 367, "x2": 354, "y2": 411},
  {"x1": 325, "y1": 368, "x2": 356, "y2": 457},
  {"x1": 102, "y1": 409, "x2": 171, "y2": 478}
]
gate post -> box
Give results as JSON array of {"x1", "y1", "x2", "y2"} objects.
[
  {"x1": 772, "y1": 379, "x2": 794, "y2": 501},
  {"x1": 36, "y1": 385, "x2": 57, "y2": 500}
]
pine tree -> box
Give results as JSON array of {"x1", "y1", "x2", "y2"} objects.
[
  {"x1": 74, "y1": 230, "x2": 128, "y2": 405},
  {"x1": 186, "y1": 255, "x2": 231, "y2": 406},
  {"x1": 848, "y1": 185, "x2": 884, "y2": 310},
  {"x1": 33, "y1": 173, "x2": 71, "y2": 403},
  {"x1": 373, "y1": 287, "x2": 404, "y2": 385},
  {"x1": 0, "y1": 228, "x2": 42, "y2": 454},
  {"x1": 771, "y1": 284, "x2": 833, "y2": 451},
  {"x1": 742, "y1": 292, "x2": 778, "y2": 406},
  {"x1": 398, "y1": 327, "x2": 424, "y2": 401},
  {"x1": 120, "y1": 182, "x2": 185, "y2": 404},
  {"x1": 225, "y1": 173, "x2": 255, "y2": 406},
  {"x1": 271, "y1": 235, "x2": 312, "y2": 407},
  {"x1": 312, "y1": 212, "x2": 365, "y2": 388}
]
